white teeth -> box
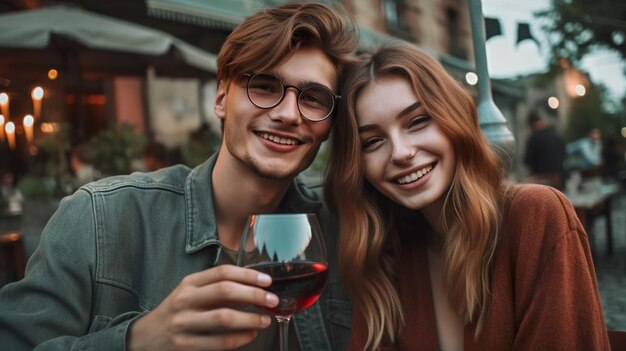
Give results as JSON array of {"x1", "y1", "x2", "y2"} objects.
[
  {"x1": 260, "y1": 133, "x2": 297, "y2": 145},
  {"x1": 397, "y1": 164, "x2": 433, "y2": 184}
]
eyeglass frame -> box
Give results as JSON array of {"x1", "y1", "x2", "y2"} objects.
[{"x1": 242, "y1": 72, "x2": 341, "y2": 122}]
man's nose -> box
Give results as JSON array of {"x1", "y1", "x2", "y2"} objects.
[{"x1": 269, "y1": 88, "x2": 301, "y2": 125}]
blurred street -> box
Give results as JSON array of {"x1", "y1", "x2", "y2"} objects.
[{"x1": 593, "y1": 192, "x2": 626, "y2": 330}]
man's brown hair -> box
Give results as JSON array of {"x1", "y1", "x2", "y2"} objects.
[{"x1": 217, "y1": 1, "x2": 358, "y2": 85}]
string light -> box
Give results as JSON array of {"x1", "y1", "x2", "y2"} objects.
[
  {"x1": 48, "y1": 69, "x2": 58, "y2": 80},
  {"x1": 548, "y1": 97, "x2": 559, "y2": 109},
  {"x1": 465, "y1": 72, "x2": 478, "y2": 85}
]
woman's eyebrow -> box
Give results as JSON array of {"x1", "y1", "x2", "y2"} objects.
[
  {"x1": 398, "y1": 101, "x2": 423, "y2": 117},
  {"x1": 358, "y1": 101, "x2": 423, "y2": 134},
  {"x1": 358, "y1": 124, "x2": 379, "y2": 134}
]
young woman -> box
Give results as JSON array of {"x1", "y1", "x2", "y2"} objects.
[{"x1": 326, "y1": 44, "x2": 609, "y2": 350}]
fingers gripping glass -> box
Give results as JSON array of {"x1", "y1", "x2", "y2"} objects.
[{"x1": 244, "y1": 72, "x2": 340, "y2": 122}]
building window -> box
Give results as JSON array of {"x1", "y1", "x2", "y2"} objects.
[
  {"x1": 446, "y1": 7, "x2": 467, "y2": 59},
  {"x1": 383, "y1": 0, "x2": 400, "y2": 29},
  {"x1": 383, "y1": 0, "x2": 410, "y2": 37}
]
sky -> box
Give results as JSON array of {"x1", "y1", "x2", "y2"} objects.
[{"x1": 481, "y1": 0, "x2": 626, "y2": 103}]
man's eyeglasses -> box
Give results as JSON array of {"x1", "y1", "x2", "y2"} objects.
[{"x1": 243, "y1": 72, "x2": 340, "y2": 122}]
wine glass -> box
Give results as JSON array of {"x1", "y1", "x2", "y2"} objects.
[{"x1": 237, "y1": 213, "x2": 328, "y2": 351}]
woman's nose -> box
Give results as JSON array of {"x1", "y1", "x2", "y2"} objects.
[{"x1": 390, "y1": 138, "x2": 416, "y2": 164}]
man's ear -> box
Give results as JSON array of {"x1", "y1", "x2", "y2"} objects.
[{"x1": 214, "y1": 80, "x2": 227, "y2": 120}]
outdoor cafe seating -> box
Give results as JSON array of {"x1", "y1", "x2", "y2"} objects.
[
  {"x1": 0, "y1": 231, "x2": 26, "y2": 288},
  {"x1": 562, "y1": 165, "x2": 624, "y2": 259}
]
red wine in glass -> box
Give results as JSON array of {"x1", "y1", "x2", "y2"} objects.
[{"x1": 248, "y1": 261, "x2": 328, "y2": 316}]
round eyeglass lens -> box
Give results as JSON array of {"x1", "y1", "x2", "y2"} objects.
[
  {"x1": 247, "y1": 74, "x2": 284, "y2": 108},
  {"x1": 298, "y1": 87, "x2": 334, "y2": 121}
]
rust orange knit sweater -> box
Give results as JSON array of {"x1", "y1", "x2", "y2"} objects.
[{"x1": 348, "y1": 184, "x2": 609, "y2": 351}]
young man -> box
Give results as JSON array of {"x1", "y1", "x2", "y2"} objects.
[{"x1": 0, "y1": 3, "x2": 357, "y2": 350}]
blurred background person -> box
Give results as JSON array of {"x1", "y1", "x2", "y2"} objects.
[
  {"x1": 566, "y1": 128, "x2": 603, "y2": 176},
  {"x1": 523, "y1": 111, "x2": 565, "y2": 189}
]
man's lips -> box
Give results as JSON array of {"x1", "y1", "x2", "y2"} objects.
[{"x1": 255, "y1": 131, "x2": 303, "y2": 145}]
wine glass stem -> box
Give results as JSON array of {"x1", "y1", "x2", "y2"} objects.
[{"x1": 276, "y1": 316, "x2": 292, "y2": 351}]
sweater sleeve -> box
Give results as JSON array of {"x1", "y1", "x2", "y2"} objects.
[{"x1": 508, "y1": 185, "x2": 609, "y2": 350}]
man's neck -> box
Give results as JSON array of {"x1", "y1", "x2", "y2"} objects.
[{"x1": 212, "y1": 152, "x2": 292, "y2": 251}]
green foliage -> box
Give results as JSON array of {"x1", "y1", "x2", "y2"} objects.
[
  {"x1": 180, "y1": 126, "x2": 220, "y2": 167},
  {"x1": 536, "y1": 1, "x2": 626, "y2": 142},
  {"x1": 563, "y1": 85, "x2": 610, "y2": 142},
  {"x1": 36, "y1": 123, "x2": 71, "y2": 181},
  {"x1": 90, "y1": 124, "x2": 146, "y2": 176},
  {"x1": 537, "y1": 0, "x2": 626, "y2": 65},
  {"x1": 602, "y1": 96, "x2": 626, "y2": 144},
  {"x1": 17, "y1": 176, "x2": 52, "y2": 201}
]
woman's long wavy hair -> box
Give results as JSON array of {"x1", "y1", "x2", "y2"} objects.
[{"x1": 326, "y1": 44, "x2": 505, "y2": 349}]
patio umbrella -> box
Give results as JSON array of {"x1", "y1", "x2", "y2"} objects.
[
  {"x1": 0, "y1": 5, "x2": 220, "y2": 149},
  {"x1": 0, "y1": 5, "x2": 217, "y2": 75}
]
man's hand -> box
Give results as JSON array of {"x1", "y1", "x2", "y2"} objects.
[{"x1": 128, "y1": 264, "x2": 279, "y2": 350}]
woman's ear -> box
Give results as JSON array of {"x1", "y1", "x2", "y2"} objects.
[{"x1": 214, "y1": 80, "x2": 227, "y2": 120}]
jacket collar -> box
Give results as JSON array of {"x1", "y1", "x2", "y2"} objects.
[{"x1": 184, "y1": 152, "x2": 323, "y2": 254}]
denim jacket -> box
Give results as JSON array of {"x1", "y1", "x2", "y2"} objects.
[{"x1": 0, "y1": 154, "x2": 352, "y2": 350}]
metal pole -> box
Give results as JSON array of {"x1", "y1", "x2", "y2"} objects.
[{"x1": 468, "y1": 0, "x2": 515, "y2": 158}]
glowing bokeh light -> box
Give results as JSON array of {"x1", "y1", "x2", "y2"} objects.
[
  {"x1": 23, "y1": 114, "x2": 34, "y2": 127},
  {"x1": 548, "y1": 97, "x2": 560, "y2": 109},
  {"x1": 465, "y1": 72, "x2": 478, "y2": 85},
  {"x1": 575, "y1": 84, "x2": 586, "y2": 96},
  {"x1": 48, "y1": 69, "x2": 58, "y2": 80},
  {"x1": 32, "y1": 87, "x2": 44, "y2": 100}
]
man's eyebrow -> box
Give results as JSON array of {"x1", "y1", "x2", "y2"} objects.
[
  {"x1": 294, "y1": 79, "x2": 334, "y2": 92},
  {"x1": 358, "y1": 101, "x2": 423, "y2": 134},
  {"x1": 271, "y1": 72, "x2": 334, "y2": 91},
  {"x1": 303, "y1": 81, "x2": 335, "y2": 91}
]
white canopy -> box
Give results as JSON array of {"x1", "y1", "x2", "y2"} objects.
[{"x1": 0, "y1": 6, "x2": 217, "y2": 73}]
